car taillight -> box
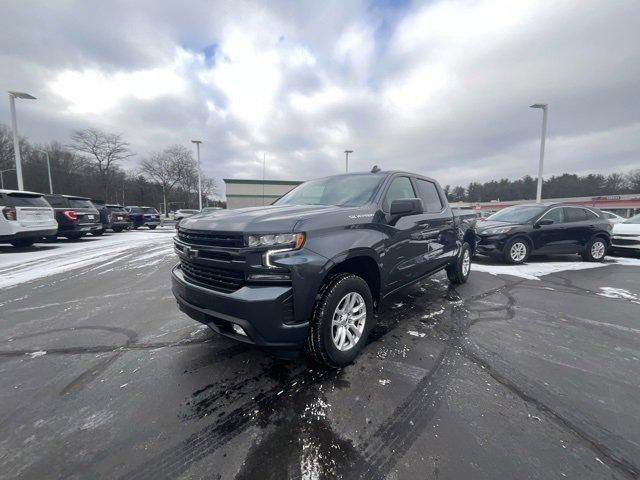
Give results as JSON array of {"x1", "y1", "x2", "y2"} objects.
[
  {"x1": 62, "y1": 210, "x2": 77, "y2": 221},
  {"x1": 2, "y1": 206, "x2": 17, "y2": 221}
]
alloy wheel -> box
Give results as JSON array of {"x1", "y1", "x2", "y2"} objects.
[{"x1": 331, "y1": 292, "x2": 366, "y2": 351}]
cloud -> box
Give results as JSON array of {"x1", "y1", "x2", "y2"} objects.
[{"x1": 0, "y1": 0, "x2": 639, "y2": 191}]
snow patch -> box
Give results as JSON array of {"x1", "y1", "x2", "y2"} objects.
[
  {"x1": 378, "y1": 379, "x2": 391, "y2": 386},
  {"x1": 407, "y1": 330, "x2": 426, "y2": 338},
  {"x1": 472, "y1": 256, "x2": 640, "y2": 281},
  {"x1": 25, "y1": 351, "x2": 46, "y2": 358},
  {"x1": 598, "y1": 287, "x2": 640, "y2": 304}
]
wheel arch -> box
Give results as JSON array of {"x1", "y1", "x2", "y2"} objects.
[{"x1": 321, "y1": 251, "x2": 381, "y2": 306}]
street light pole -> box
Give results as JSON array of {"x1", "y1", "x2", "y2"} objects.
[
  {"x1": 191, "y1": 140, "x2": 203, "y2": 210},
  {"x1": 8, "y1": 91, "x2": 36, "y2": 191},
  {"x1": 530, "y1": 103, "x2": 548, "y2": 203},
  {"x1": 36, "y1": 149, "x2": 53, "y2": 194},
  {"x1": 344, "y1": 150, "x2": 353, "y2": 173},
  {"x1": 1, "y1": 168, "x2": 16, "y2": 189}
]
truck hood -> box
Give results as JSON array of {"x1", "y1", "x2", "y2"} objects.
[{"x1": 180, "y1": 204, "x2": 353, "y2": 232}]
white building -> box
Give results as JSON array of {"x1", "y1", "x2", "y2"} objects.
[{"x1": 224, "y1": 179, "x2": 302, "y2": 209}]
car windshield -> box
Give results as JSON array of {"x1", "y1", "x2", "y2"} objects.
[
  {"x1": 142, "y1": 207, "x2": 158, "y2": 214},
  {"x1": 68, "y1": 198, "x2": 94, "y2": 209},
  {"x1": 275, "y1": 174, "x2": 385, "y2": 207},
  {"x1": 624, "y1": 214, "x2": 640, "y2": 224},
  {"x1": 487, "y1": 205, "x2": 546, "y2": 223},
  {"x1": 201, "y1": 208, "x2": 219, "y2": 213}
]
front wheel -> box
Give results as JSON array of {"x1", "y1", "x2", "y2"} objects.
[
  {"x1": 305, "y1": 273, "x2": 373, "y2": 368},
  {"x1": 582, "y1": 237, "x2": 607, "y2": 262},
  {"x1": 446, "y1": 242, "x2": 471, "y2": 284},
  {"x1": 504, "y1": 238, "x2": 530, "y2": 264}
]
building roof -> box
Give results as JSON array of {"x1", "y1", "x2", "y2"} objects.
[{"x1": 223, "y1": 178, "x2": 303, "y2": 185}]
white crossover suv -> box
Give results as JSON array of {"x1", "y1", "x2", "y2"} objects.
[
  {"x1": 611, "y1": 214, "x2": 640, "y2": 255},
  {"x1": 0, "y1": 189, "x2": 57, "y2": 247}
]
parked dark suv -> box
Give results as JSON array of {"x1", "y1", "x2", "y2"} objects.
[
  {"x1": 476, "y1": 203, "x2": 611, "y2": 264},
  {"x1": 106, "y1": 204, "x2": 132, "y2": 232},
  {"x1": 125, "y1": 206, "x2": 160, "y2": 229},
  {"x1": 43, "y1": 194, "x2": 102, "y2": 239}
]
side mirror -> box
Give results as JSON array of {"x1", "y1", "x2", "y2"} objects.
[
  {"x1": 535, "y1": 218, "x2": 554, "y2": 227},
  {"x1": 390, "y1": 198, "x2": 423, "y2": 218}
]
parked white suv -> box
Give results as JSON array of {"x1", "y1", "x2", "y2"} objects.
[
  {"x1": 611, "y1": 214, "x2": 640, "y2": 255},
  {"x1": 0, "y1": 189, "x2": 57, "y2": 247}
]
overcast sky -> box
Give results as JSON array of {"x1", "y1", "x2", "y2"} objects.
[{"x1": 2, "y1": 0, "x2": 639, "y2": 192}]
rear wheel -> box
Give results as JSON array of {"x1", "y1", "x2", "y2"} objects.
[
  {"x1": 91, "y1": 229, "x2": 105, "y2": 236},
  {"x1": 504, "y1": 238, "x2": 530, "y2": 264},
  {"x1": 112, "y1": 226, "x2": 123, "y2": 233},
  {"x1": 446, "y1": 242, "x2": 471, "y2": 284},
  {"x1": 65, "y1": 233, "x2": 83, "y2": 240},
  {"x1": 582, "y1": 237, "x2": 607, "y2": 262},
  {"x1": 305, "y1": 273, "x2": 373, "y2": 368},
  {"x1": 148, "y1": 225, "x2": 157, "y2": 230},
  {"x1": 10, "y1": 239, "x2": 35, "y2": 248}
]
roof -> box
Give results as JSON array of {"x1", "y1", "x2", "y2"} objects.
[{"x1": 0, "y1": 189, "x2": 43, "y2": 196}]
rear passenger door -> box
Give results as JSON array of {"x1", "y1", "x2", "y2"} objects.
[
  {"x1": 412, "y1": 177, "x2": 457, "y2": 269},
  {"x1": 562, "y1": 207, "x2": 597, "y2": 251}
]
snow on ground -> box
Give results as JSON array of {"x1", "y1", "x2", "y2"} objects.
[
  {"x1": 473, "y1": 256, "x2": 640, "y2": 281},
  {"x1": 0, "y1": 228, "x2": 175, "y2": 289}
]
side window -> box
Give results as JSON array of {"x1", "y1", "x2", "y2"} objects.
[
  {"x1": 383, "y1": 176, "x2": 416, "y2": 211},
  {"x1": 415, "y1": 179, "x2": 443, "y2": 213},
  {"x1": 583, "y1": 208, "x2": 598, "y2": 220},
  {"x1": 564, "y1": 207, "x2": 588, "y2": 222},
  {"x1": 541, "y1": 208, "x2": 563, "y2": 223}
]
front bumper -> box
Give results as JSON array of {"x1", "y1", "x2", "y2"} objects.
[
  {"x1": 171, "y1": 264, "x2": 309, "y2": 348},
  {"x1": 611, "y1": 235, "x2": 640, "y2": 251},
  {"x1": 476, "y1": 234, "x2": 509, "y2": 255}
]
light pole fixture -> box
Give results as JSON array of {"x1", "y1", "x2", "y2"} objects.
[
  {"x1": 8, "y1": 91, "x2": 36, "y2": 191},
  {"x1": 344, "y1": 150, "x2": 353, "y2": 173},
  {"x1": 1, "y1": 168, "x2": 16, "y2": 189},
  {"x1": 36, "y1": 149, "x2": 53, "y2": 194},
  {"x1": 191, "y1": 140, "x2": 203, "y2": 210},
  {"x1": 530, "y1": 103, "x2": 548, "y2": 203}
]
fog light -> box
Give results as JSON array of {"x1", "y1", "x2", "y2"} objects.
[{"x1": 232, "y1": 324, "x2": 247, "y2": 336}]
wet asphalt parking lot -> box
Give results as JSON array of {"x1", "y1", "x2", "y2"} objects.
[{"x1": 1, "y1": 228, "x2": 640, "y2": 479}]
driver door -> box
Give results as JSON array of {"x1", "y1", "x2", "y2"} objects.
[{"x1": 381, "y1": 176, "x2": 428, "y2": 290}]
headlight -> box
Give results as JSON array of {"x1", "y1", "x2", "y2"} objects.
[
  {"x1": 481, "y1": 226, "x2": 513, "y2": 235},
  {"x1": 246, "y1": 233, "x2": 305, "y2": 249}
]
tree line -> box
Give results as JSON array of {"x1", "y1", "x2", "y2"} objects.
[
  {"x1": 0, "y1": 124, "x2": 224, "y2": 212},
  {"x1": 445, "y1": 170, "x2": 640, "y2": 203}
]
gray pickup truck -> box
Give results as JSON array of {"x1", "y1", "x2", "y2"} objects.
[{"x1": 172, "y1": 170, "x2": 476, "y2": 367}]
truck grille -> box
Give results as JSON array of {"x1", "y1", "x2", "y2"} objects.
[
  {"x1": 178, "y1": 229, "x2": 244, "y2": 248},
  {"x1": 180, "y1": 258, "x2": 245, "y2": 293}
]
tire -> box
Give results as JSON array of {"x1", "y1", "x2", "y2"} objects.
[
  {"x1": 65, "y1": 233, "x2": 83, "y2": 240},
  {"x1": 91, "y1": 229, "x2": 105, "y2": 236},
  {"x1": 504, "y1": 237, "x2": 530, "y2": 264},
  {"x1": 446, "y1": 242, "x2": 472, "y2": 284},
  {"x1": 10, "y1": 239, "x2": 35, "y2": 248},
  {"x1": 132, "y1": 226, "x2": 139, "y2": 230},
  {"x1": 112, "y1": 226, "x2": 123, "y2": 233},
  {"x1": 305, "y1": 273, "x2": 374, "y2": 368},
  {"x1": 148, "y1": 225, "x2": 157, "y2": 230},
  {"x1": 582, "y1": 237, "x2": 607, "y2": 262}
]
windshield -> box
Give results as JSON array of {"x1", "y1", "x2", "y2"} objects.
[
  {"x1": 487, "y1": 205, "x2": 546, "y2": 223},
  {"x1": 201, "y1": 208, "x2": 219, "y2": 213},
  {"x1": 142, "y1": 207, "x2": 159, "y2": 214},
  {"x1": 68, "y1": 198, "x2": 94, "y2": 209},
  {"x1": 275, "y1": 174, "x2": 384, "y2": 207},
  {"x1": 624, "y1": 214, "x2": 640, "y2": 224}
]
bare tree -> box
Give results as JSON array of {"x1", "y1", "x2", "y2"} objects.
[
  {"x1": 68, "y1": 128, "x2": 134, "y2": 199},
  {"x1": 627, "y1": 169, "x2": 640, "y2": 193},
  {"x1": 140, "y1": 145, "x2": 192, "y2": 214}
]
